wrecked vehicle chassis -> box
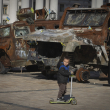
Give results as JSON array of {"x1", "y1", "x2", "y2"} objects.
[
  {"x1": 0, "y1": 21, "x2": 37, "y2": 73},
  {"x1": 23, "y1": 28, "x2": 108, "y2": 82},
  {"x1": 0, "y1": 6, "x2": 60, "y2": 73},
  {"x1": 0, "y1": 20, "x2": 60, "y2": 73},
  {"x1": 24, "y1": 7, "x2": 110, "y2": 83}
]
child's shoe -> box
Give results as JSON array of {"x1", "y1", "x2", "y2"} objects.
[
  {"x1": 62, "y1": 96, "x2": 64, "y2": 100},
  {"x1": 62, "y1": 96, "x2": 66, "y2": 101}
]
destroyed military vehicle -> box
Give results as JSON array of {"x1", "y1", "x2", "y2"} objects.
[
  {"x1": 23, "y1": 3, "x2": 110, "y2": 83},
  {"x1": 0, "y1": 20, "x2": 36, "y2": 73},
  {"x1": 0, "y1": 7, "x2": 60, "y2": 73}
]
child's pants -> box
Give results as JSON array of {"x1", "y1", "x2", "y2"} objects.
[{"x1": 57, "y1": 83, "x2": 67, "y2": 98}]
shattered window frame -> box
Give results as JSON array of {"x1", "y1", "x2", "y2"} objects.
[
  {"x1": 0, "y1": 26, "x2": 10, "y2": 37},
  {"x1": 82, "y1": 13, "x2": 107, "y2": 26},
  {"x1": 64, "y1": 13, "x2": 86, "y2": 26},
  {"x1": 35, "y1": 26, "x2": 46, "y2": 30},
  {"x1": 64, "y1": 11, "x2": 108, "y2": 27},
  {"x1": 14, "y1": 26, "x2": 30, "y2": 38}
]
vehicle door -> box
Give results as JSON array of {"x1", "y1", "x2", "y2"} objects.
[{"x1": 0, "y1": 25, "x2": 14, "y2": 67}]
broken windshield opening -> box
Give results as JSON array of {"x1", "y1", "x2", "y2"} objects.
[
  {"x1": 64, "y1": 12, "x2": 108, "y2": 26},
  {"x1": 82, "y1": 13, "x2": 107, "y2": 26},
  {"x1": 15, "y1": 27, "x2": 29, "y2": 37},
  {"x1": 65, "y1": 13, "x2": 86, "y2": 26},
  {"x1": 0, "y1": 27, "x2": 10, "y2": 37}
]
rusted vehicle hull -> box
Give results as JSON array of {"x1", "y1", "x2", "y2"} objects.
[
  {"x1": 0, "y1": 9, "x2": 60, "y2": 73},
  {"x1": 34, "y1": 20, "x2": 60, "y2": 29},
  {"x1": 23, "y1": 28, "x2": 108, "y2": 78},
  {"x1": 0, "y1": 22, "x2": 35, "y2": 70},
  {"x1": 59, "y1": 7, "x2": 110, "y2": 82},
  {"x1": 23, "y1": 5, "x2": 110, "y2": 83}
]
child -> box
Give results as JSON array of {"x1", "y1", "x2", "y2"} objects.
[{"x1": 57, "y1": 56, "x2": 73, "y2": 102}]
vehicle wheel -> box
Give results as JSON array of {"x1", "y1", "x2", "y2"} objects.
[
  {"x1": 71, "y1": 98, "x2": 77, "y2": 105},
  {"x1": 0, "y1": 62, "x2": 6, "y2": 74}
]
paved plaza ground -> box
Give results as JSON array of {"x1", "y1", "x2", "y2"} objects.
[{"x1": 0, "y1": 71, "x2": 110, "y2": 110}]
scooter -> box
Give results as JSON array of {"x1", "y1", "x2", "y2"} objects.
[{"x1": 49, "y1": 75, "x2": 77, "y2": 105}]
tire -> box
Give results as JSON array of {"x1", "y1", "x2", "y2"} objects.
[
  {"x1": 0, "y1": 62, "x2": 6, "y2": 74},
  {"x1": 71, "y1": 98, "x2": 77, "y2": 105}
]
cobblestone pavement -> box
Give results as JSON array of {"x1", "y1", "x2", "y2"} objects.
[{"x1": 0, "y1": 72, "x2": 110, "y2": 110}]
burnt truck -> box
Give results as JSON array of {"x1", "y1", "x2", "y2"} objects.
[
  {"x1": 0, "y1": 8, "x2": 60, "y2": 73},
  {"x1": 0, "y1": 20, "x2": 36, "y2": 73},
  {"x1": 23, "y1": 3, "x2": 110, "y2": 83}
]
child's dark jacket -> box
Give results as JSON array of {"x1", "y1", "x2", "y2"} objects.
[{"x1": 57, "y1": 62, "x2": 70, "y2": 84}]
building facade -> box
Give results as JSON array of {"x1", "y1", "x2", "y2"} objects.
[{"x1": 0, "y1": 0, "x2": 110, "y2": 24}]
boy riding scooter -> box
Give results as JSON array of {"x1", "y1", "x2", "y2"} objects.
[{"x1": 57, "y1": 56, "x2": 74, "y2": 102}]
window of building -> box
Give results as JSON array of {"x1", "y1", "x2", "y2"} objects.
[
  {"x1": 60, "y1": 4, "x2": 64, "y2": 12},
  {"x1": 60, "y1": 16, "x2": 62, "y2": 19},
  {"x1": 33, "y1": 1, "x2": 35, "y2": 11},
  {"x1": 88, "y1": 0, "x2": 91, "y2": 3},
  {"x1": 19, "y1": 6, "x2": 21, "y2": 10},
  {"x1": 3, "y1": 20, "x2": 7, "y2": 25},
  {"x1": 103, "y1": 0, "x2": 108, "y2": 5},
  {"x1": 3, "y1": 5, "x2": 8, "y2": 15}
]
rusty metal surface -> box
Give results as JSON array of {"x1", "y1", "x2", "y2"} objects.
[
  {"x1": 76, "y1": 68, "x2": 90, "y2": 82},
  {"x1": 59, "y1": 6, "x2": 110, "y2": 46},
  {"x1": 23, "y1": 25, "x2": 109, "y2": 66},
  {"x1": 80, "y1": 69, "x2": 90, "y2": 81},
  {"x1": 23, "y1": 29, "x2": 76, "y2": 43},
  {"x1": 23, "y1": 28, "x2": 97, "y2": 48},
  {"x1": 0, "y1": 21, "x2": 34, "y2": 68},
  {"x1": 17, "y1": 8, "x2": 35, "y2": 21},
  {"x1": 76, "y1": 68, "x2": 84, "y2": 81},
  {"x1": 35, "y1": 8, "x2": 47, "y2": 20},
  {"x1": 20, "y1": 5, "x2": 110, "y2": 79},
  {"x1": 34, "y1": 20, "x2": 60, "y2": 29},
  {"x1": 0, "y1": 7, "x2": 60, "y2": 69},
  {"x1": 58, "y1": 6, "x2": 110, "y2": 68},
  {"x1": 0, "y1": 6, "x2": 60, "y2": 69}
]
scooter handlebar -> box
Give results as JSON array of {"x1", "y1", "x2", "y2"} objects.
[{"x1": 69, "y1": 75, "x2": 75, "y2": 78}]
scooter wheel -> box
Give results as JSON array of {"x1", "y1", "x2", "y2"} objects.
[{"x1": 71, "y1": 99, "x2": 77, "y2": 105}]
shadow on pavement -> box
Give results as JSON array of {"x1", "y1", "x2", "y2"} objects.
[
  {"x1": 7, "y1": 69, "x2": 109, "y2": 86},
  {"x1": 9, "y1": 66, "x2": 40, "y2": 72},
  {"x1": 0, "y1": 101, "x2": 43, "y2": 110},
  {"x1": 34, "y1": 73, "x2": 57, "y2": 81},
  {"x1": 99, "y1": 77, "x2": 108, "y2": 81},
  {"x1": 64, "y1": 95, "x2": 70, "y2": 101}
]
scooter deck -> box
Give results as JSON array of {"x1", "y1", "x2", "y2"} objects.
[
  {"x1": 49, "y1": 98, "x2": 77, "y2": 105},
  {"x1": 49, "y1": 100, "x2": 70, "y2": 104}
]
